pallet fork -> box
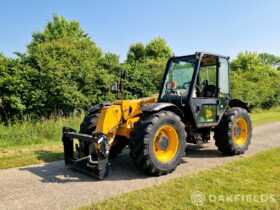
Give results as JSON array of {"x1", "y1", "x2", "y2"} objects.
[{"x1": 62, "y1": 127, "x2": 110, "y2": 179}]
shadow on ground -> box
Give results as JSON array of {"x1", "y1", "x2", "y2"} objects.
[
  {"x1": 20, "y1": 143, "x2": 223, "y2": 183},
  {"x1": 186, "y1": 143, "x2": 224, "y2": 159},
  {"x1": 35, "y1": 150, "x2": 64, "y2": 162}
]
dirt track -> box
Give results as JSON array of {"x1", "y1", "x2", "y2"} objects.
[{"x1": 0, "y1": 122, "x2": 279, "y2": 210}]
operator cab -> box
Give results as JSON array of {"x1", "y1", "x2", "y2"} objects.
[{"x1": 159, "y1": 52, "x2": 230, "y2": 128}]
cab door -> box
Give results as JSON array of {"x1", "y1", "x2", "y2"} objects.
[
  {"x1": 217, "y1": 57, "x2": 230, "y2": 117},
  {"x1": 191, "y1": 55, "x2": 219, "y2": 127}
]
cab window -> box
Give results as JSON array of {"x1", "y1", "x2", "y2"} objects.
[{"x1": 196, "y1": 55, "x2": 218, "y2": 98}]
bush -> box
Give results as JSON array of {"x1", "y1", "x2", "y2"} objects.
[
  {"x1": 230, "y1": 52, "x2": 280, "y2": 109},
  {"x1": 0, "y1": 16, "x2": 280, "y2": 122},
  {"x1": 0, "y1": 15, "x2": 116, "y2": 121}
]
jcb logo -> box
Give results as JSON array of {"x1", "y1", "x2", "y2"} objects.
[{"x1": 205, "y1": 108, "x2": 213, "y2": 119}]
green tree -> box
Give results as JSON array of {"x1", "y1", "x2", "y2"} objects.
[
  {"x1": 25, "y1": 14, "x2": 117, "y2": 115},
  {"x1": 2, "y1": 14, "x2": 280, "y2": 122},
  {"x1": 126, "y1": 37, "x2": 172, "y2": 64},
  {"x1": 258, "y1": 53, "x2": 280, "y2": 65},
  {"x1": 98, "y1": 52, "x2": 122, "y2": 76},
  {"x1": 0, "y1": 15, "x2": 117, "y2": 120},
  {"x1": 126, "y1": 43, "x2": 146, "y2": 63},
  {"x1": 0, "y1": 54, "x2": 40, "y2": 120},
  {"x1": 231, "y1": 52, "x2": 265, "y2": 71},
  {"x1": 230, "y1": 52, "x2": 280, "y2": 108},
  {"x1": 121, "y1": 60, "x2": 166, "y2": 99},
  {"x1": 145, "y1": 37, "x2": 172, "y2": 60},
  {"x1": 122, "y1": 37, "x2": 172, "y2": 98},
  {"x1": 28, "y1": 14, "x2": 89, "y2": 52}
]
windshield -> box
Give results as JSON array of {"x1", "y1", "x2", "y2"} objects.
[{"x1": 160, "y1": 57, "x2": 196, "y2": 100}]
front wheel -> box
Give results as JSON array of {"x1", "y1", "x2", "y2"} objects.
[
  {"x1": 79, "y1": 111, "x2": 126, "y2": 159},
  {"x1": 130, "y1": 111, "x2": 187, "y2": 175},
  {"x1": 214, "y1": 107, "x2": 252, "y2": 155}
]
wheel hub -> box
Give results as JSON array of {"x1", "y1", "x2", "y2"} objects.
[
  {"x1": 153, "y1": 125, "x2": 179, "y2": 163},
  {"x1": 235, "y1": 126, "x2": 241, "y2": 137},
  {"x1": 158, "y1": 136, "x2": 169, "y2": 150},
  {"x1": 233, "y1": 118, "x2": 248, "y2": 146}
]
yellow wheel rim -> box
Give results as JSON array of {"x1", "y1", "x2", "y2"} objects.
[
  {"x1": 153, "y1": 125, "x2": 179, "y2": 163},
  {"x1": 233, "y1": 118, "x2": 248, "y2": 146}
]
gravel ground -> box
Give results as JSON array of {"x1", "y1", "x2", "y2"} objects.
[{"x1": 0, "y1": 122, "x2": 279, "y2": 210}]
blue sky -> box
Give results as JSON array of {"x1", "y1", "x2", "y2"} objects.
[{"x1": 0, "y1": 0, "x2": 279, "y2": 61}]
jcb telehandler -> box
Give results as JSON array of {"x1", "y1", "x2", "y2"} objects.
[{"x1": 62, "y1": 52, "x2": 252, "y2": 179}]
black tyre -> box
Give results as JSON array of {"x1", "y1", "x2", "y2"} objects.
[
  {"x1": 130, "y1": 111, "x2": 187, "y2": 175},
  {"x1": 214, "y1": 107, "x2": 252, "y2": 155},
  {"x1": 79, "y1": 112, "x2": 126, "y2": 159},
  {"x1": 108, "y1": 136, "x2": 128, "y2": 159},
  {"x1": 79, "y1": 113, "x2": 100, "y2": 157},
  {"x1": 80, "y1": 113, "x2": 100, "y2": 135}
]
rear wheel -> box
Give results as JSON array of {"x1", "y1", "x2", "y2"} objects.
[
  {"x1": 80, "y1": 112, "x2": 126, "y2": 159},
  {"x1": 130, "y1": 111, "x2": 186, "y2": 175},
  {"x1": 214, "y1": 107, "x2": 252, "y2": 155}
]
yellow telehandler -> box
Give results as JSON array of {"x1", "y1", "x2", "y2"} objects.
[{"x1": 62, "y1": 52, "x2": 252, "y2": 179}]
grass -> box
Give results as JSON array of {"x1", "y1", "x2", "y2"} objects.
[
  {"x1": 0, "y1": 113, "x2": 83, "y2": 169},
  {"x1": 0, "y1": 112, "x2": 84, "y2": 148},
  {"x1": 79, "y1": 147, "x2": 280, "y2": 210},
  {"x1": 250, "y1": 106, "x2": 280, "y2": 126},
  {"x1": 0, "y1": 141, "x2": 64, "y2": 169},
  {"x1": 0, "y1": 106, "x2": 279, "y2": 170}
]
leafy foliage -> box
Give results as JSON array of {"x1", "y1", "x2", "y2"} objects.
[
  {"x1": 258, "y1": 53, "x2": 280, "y2": 65},
  {"x1": 121, "y1": 60, "x2": 166, "y2": 99},
  {"x1": 0, "y1": 15, "x2": 279, "y2": 122},
  {"x1": 122, "y1": 38, "x2": 172, "y2": 98},
  {"x1": 126, "y1": 37, "x2": 172, "y2": 64},
  {"x1": 126, "y1": 43, "x2": 146, "y2": 64},
  {"x1": 145, "y1": 38, "x2": 172, "y2": 60},
  {"x1": 0, "y1": 15, "x2": 115, "y2": 121},
  {"x1": 28, "y1": 14, "x2": 89, "y2": 52},
  {"x1": 230, "y1": 52, "x2": 280, "y2": 108}
]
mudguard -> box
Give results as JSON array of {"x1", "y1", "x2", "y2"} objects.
[
  {"x1": 87, "y1": 102, "x2": 112, "y2": 115},
  {"x1": 141, "y1": 102, "x2": 184, "y2": 117},
  {"x1": 228, "y1": 99, "x2": 250, "y2": 112}
]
